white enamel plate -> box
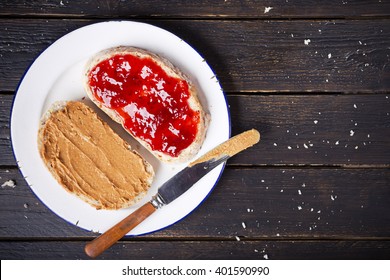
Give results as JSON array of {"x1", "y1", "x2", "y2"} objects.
[{"x1": 11, "y1": 21, "x2": 230, "y2": 235}]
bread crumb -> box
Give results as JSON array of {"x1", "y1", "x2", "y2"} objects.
[
  {"x1": 1, "y1": 180, "x2": 16, "y2": 188},
  {"x1": 263, "y1": 254, "x2": 269, "y2": 260},
  {"x1": 242, "y1": 222, "x2": 247, "y2": 229},
  {"x1": 273, "y1": 143, "x2": 278, "y2": 146},
  {"x1": 235, "y1": 236, "x2": 241, "y2": 241},
  {"x1": 314, "y1": 120, "x2": 318, "y2": 124},
  {"x1": 298, "y1": 190, "x2": 302, "y2": 195},
  {"x1": 287, "y1": 146, "x2": 292, "y2": 150},
  {"x1": 264, "y1": 7, "x2": 273, "y2": 13},
  {"x1": 304, "y1": 39, "x2": 311, "y2": 45},
  {"x1": 303, "y1": 143, "x2": 308, "y2": 149},
  {"x1": 353, "y1": 104, "x2": 357, "y2": 109},
  {"x1": 297, "y1": 206, "x2": 302, "y2": 210},
  {"x1": 328, "y1": 53, "x2": 332, "y2": 59},
  {"x1": 350, "y1": 130, "x2": 355, "y2": 136},
  {"x1": 23, "y1": 203, "x2": 29, "y2": 209}
]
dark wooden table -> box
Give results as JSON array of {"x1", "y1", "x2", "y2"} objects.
[{"x1": 1, "y1": 0, "x2": 389, "y2": 260}]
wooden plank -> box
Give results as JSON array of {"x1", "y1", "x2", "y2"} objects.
[
  {"x1": 0, "y1": 19, "x2": 389, "y2": 93},
  {"x1": 0, "y1": 0, "x2": 389, "y2": 18},
  {"x1": 228, "y1": 94, "x2": 390, "y2": 166},
  {"x1": 0, "y1": 94, "x2": 14, "y2": 165},
  {"x1": 1, "y1": 167, "x2": 389, "y2": 239},
  {"x1": 0, "y1": 240, "x2": 389, "y2": 260},
  {"x1": 2, "y1": 94, "x2": 389, "y2": 166}
]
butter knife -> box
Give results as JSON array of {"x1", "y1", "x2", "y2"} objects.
[{"x1": 85, "y1": 129, "x2": 260, "y2": 258}]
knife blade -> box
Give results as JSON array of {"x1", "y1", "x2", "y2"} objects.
[{"x1": 85, "y1": 129, "x2": 260, "y2": 258}]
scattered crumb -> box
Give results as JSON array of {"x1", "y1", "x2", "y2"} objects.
[
  {"x1": 367, "y1": 134, "x2": 370, "y2": 138},
  {"x1": 303, "y1": 143, "x2": 308, "y2": 149},
  {"x1": 242, "y1": 222, "x2": 247, "y2": 229},
  {"x1": 310, "y1": 208, "x2": 314, "y2": 212},
  {"x1": 264, "y1": 7, "x2": 273, "y2": 13},
  {"x1": 297, "y1": 206, "x2": 302, "y2": 210},
  {"x1": 304, "y1": 39, "x2": 311, "y2": 45},
  {"x1": 280, "y1": 189, "x2": 284, "y2": 192},
  {"x1": 331, "y1": 195, "x2": 337, "y2": 201},
  {"x1": 60, "y1": 0, "x2": 64, "y2": 6},
  {"x1": 350, "y1": 130, "x2": 355, "y2": 136},
  {"x1": 302, "y1": 183, "x2": 306, "y2": 187},
  {"x1": 355, "y1": 146, "x2": 359, "y2": 150},
  {"x1": 353, "y1": 104, "x2": 357, "y2": 109},
  {"x1": 287, "y1": 146, "x2": 292, "y2": 150},
  {"x1": 328, "y1": 53, "x2": 332, "y2": 59},
  {"x1": 23, "y1": 203, "x2": 29, "y2": 209},
  {"x1": 254, "y1": 249, "x2": 259, "y2": 252},
  {"x1": 335, "y1": 141, "x2": 339, "y2": 145},
  {"x1": 261, "y1": 179, "x2": 265, "y2": 183},
  {"x1": 1, "y1": 180, "x2": 16, "y2": 188},
  {"x1": 235, "y1": 236, "x2": 241, "y2": 241},
  {"x1": 273, "y1": 143, "x2": 278, "y2": 146},
  {"x1": 298, "y1": 190, "x2": 302, "y2": 195},
  {"x1": 263, "y1": 254, "x2": 269, "y2": 260}
]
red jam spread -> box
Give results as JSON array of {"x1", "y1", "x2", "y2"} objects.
[{"x1": 88, "y1": 53, "x2": 200, "y2": 157}]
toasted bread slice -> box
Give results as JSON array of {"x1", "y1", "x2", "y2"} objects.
[
  {"x1": 83, "y1": 46, "x2": 209, "y2": 163},
  {"x1": 38, "y1": 101, "x2": 154, "y2": 210}
]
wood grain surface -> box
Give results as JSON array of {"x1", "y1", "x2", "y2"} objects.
[
  {"x1": 0, "y1": 19, "x2": 389, "y2": 93},
  {"x1": 0, "y1": 0, "x2": 389, "y2": 260},
  {"x1": 0, "y1": 0, "x2": 389, "y2": 18}
]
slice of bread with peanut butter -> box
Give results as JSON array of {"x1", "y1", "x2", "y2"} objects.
[{"x1": 38, "y1": 101, "x2": 154, "y2": 210}]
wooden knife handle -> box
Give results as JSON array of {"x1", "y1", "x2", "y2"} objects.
[{"x1": 84, "y1": 202, "x2": 156, "y2": 258}]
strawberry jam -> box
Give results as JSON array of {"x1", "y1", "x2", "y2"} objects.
[{"x1": 88, "y1": 54, "x2": 200, "y2": 157}]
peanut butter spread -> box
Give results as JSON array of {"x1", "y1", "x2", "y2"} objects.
[
  {"x1": 189, "y1": 129, "x2": 260, "y2": 167},
  {"x1": 39, "y1": 101, "x2": 154, "y2": 210}
]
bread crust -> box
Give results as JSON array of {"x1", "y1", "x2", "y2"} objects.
[{"x1": 83, "y1": 46, "x2": 209, "y2": 163}]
